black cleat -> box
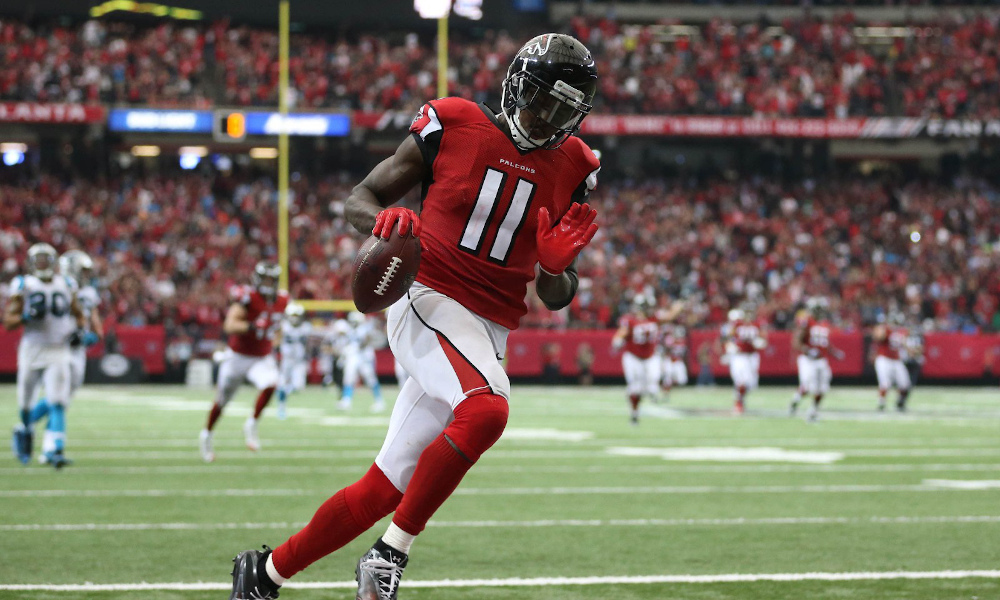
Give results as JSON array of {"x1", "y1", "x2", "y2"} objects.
[
  {"x1": 230, "y1": 545, "x2": 280, "y2": 600},
  {"x1": 356, "y1": 540, "x2": 408, "y2": 600},
  {"x1": 48, "y1": 450, "x2": 72, "y2": 470}
]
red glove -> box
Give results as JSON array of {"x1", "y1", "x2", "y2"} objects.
[
  {"x1": 535, "y1": 202, "x2": 599, "y2": 275},
  {"x1": 373, "y1": 207, "x2": 421, "y2": 239}
]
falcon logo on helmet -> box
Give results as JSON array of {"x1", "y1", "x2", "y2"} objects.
[
  {"x1": 252, "y1": 261, "x2": 281, "y2": 298},
  {"x1": 501, "y1": 33, "x2": 598, "y2": 151}
]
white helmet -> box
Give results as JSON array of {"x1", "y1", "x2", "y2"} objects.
[
  {"x1": 285, "y1": 302, "x2": 305, "y2": 323},
  {"x1": 27, "y1": 243, "x2": 58, "y2": 280},
  {"x1": 59, "y1": 250, "x2": 94, "y2": 283},
  {"x1": 727, "y1": 308, "x2": 745, "y2": 323},
  {"x1": 347, "y1": 311, "x2": 365, "y2": 327}
]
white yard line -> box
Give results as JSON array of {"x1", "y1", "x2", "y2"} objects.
[
  {"x1": 5, "y1": 481, "x2": 1000, "y2": 498},
  {"x1": 3, "y1": 462, "x2": 1000, "y2": 476},
  {"x1": 3, "y1": 515, "x2": 999, "y2": 532},
  {"x1": 24, "y1": 447, "x2": 1000, "y2": 460},
  {"x1": 2, "y1": 570, "x2": 999, "y2": 591}
]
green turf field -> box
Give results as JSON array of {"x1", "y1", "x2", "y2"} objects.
[{"x1": 1, "y1": 383, "x2": 998, "y2": 599}]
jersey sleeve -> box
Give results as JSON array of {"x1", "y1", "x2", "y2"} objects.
[
  {"x1": 409, "y1": 101, "x2": 444, "y2": 170},
  {"x1": 569, "y1": 141, "x2": 601, "y2": 204},
  {"x1": 8, "y1": 276, "x2": 26, "y2": 297}
]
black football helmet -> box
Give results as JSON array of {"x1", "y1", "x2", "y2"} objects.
[
  {"x1": 501, "y1": 33, "x2": 597, "y2": 151},
  {"x1": 252, "y1": 261, "x2": 281, "y2": 297}
]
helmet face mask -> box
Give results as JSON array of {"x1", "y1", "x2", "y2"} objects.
[
  {"x1": 253, "y1": 261, "x2": 281, "y2": 298},
  {"x1": 285, "y1": 302, "x2": 305, "y2": 325},
  {"x1": 28, "y1": 243, "x2": 58, "y2": 280},
  {"x1": 59, "y1": 250, "x2": 94, "y2": 284},
  {"x1": 502, "y1": 34, "x2": 597, "y2": 151}
]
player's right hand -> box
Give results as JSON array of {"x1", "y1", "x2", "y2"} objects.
[{"x1": 373, "y1": 207, "x2": 421, "y2": 239}]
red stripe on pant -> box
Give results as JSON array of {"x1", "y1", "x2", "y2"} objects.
[{"x1": 435, "y1": 331, "x2": 491, "y2": 395}]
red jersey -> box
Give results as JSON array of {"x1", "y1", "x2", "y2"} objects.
[
  {"x1": 799, "y1": 317, "x2": 832, "y2": 359},
  {"x1": 619, "y1": 315, "x2": 660, "y2": 359},
  {"x1": 875, "y1": 327, "x2": 907, "y2": 360},
  {"x1": 728, "y1": 320, "x2": 762, "y2": 353},
  {"x1": 227, "y1": 286, "x2": 289, "y2": 357},
  {"x1": 409, "y1": 97, "x2": 601, "y2": 330}
]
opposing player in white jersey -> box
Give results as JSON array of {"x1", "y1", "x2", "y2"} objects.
[
  {"x1": 277, "y1": 302, "x2": 313, "y2": 419},
  {"x1": 336, "y1": 311, "x2": 386, "y2": 413},
  {"x1": 34, "y1": 250, "x2": 104, "y2": 460},
  {"x1": 3, "y1": 243, "x2": 85, "y2": 467}
]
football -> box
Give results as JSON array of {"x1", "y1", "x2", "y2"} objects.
[{"x1": 351, "y1": 228, "x2": 421, "y2": 313}]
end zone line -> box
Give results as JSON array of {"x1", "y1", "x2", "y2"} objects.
[{"x1": 3, "y1": 570, "x2": 999, "y2": 591}]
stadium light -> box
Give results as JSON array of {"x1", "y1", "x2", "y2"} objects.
[
  {"x1": 249, "y1": 147, "x2": 279, "y2": 159},
  {"x1": 0, "y1": 142, "x2": 27, "y2": 153},
  {"x1": 178, "y1": 145, "x2": 209, "y2": 157},
  {"x1": 414, "y1": 0, "x2": 481, "y2": 20},
  {"x1": 415, "y1": 0, "x2": 451, "y2": 18},
  {"x1": 179, "y1": 154, "x2": 201, "y2": 170},
  {"x1": 130, "y1": 145, "x2": 161, "y2": 157},
  {"x1": 2, "y1": 150, "x2": 24, "y2": 166}
]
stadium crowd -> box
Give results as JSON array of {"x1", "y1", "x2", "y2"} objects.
[
  {"x1": 3, "y1": 13, "x2": 1000, "y2": 118},
  {"x1": 3, "y1": 171, "x2": 999, "y2": 345}
]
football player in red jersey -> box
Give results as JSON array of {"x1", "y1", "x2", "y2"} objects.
[
  {"x1": 657, "y1": 300, "x2": 688, "y2": 400},
  {"x1": 612, "y1": 296, "x2": 661, "y2": 424},
  {"x1": 789, "y1": 298, "x2": 843, "y2": 421},
  {"x1": 229, "y1": 33, "x2": 601, "y2": 600},
  {"x1": 720, "y1": 307, "x2": 767, "y2": 415},
  {"x1": 872, "y1": 312, "x2": 912, "y2": 411},
  {"x1": 199, "y1": 261, "x2": 287, "y2": 463}
]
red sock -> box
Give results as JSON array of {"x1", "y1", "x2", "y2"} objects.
[
  {"x1": 272, "y1": 464, "x2": 402, "y2": 579},
  {"x1": 206, "y1": 404, "x2": 223, "y2": 431},
  {"x1": 392, "y1": 393, "x2": 508, "y2": 536},
  {"x1": 628, "y1": 394, "x2": 640, "y2": 410},
  {"x1": 253, "y1": 387, "x2": 275, "y2": 419}
]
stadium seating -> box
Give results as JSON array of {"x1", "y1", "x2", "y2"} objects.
[
  {"x1": 3, "y1": 173, "x2": 998, "y2": 341},
  {"x1": 3, "y1": 15, "x2": 1000, "y2": 117}
]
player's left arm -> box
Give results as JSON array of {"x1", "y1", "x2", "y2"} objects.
[
  {"x1": 536, "y1": 175, "x2": 600, "y2": 311},
  {"x1": 70, "y1": 294, "x2": 85, "y2": 330}
]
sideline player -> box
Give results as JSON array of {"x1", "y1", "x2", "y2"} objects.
[
  {"x1": 199, "y1": 261, "x2": 287, "y2": 462},
  {"x1": 720, "y1": 307, "x2": 766, "y2": 414},
  {"x1": 872, "y1": 313, "x2": 911, "y2": 411},
  {"x1": 789, "y1": 298, "x2": 842, "y2": 421},
  {"x1": 3, "y1": 243, "x2": 85, "y2": 467},
  {"x1": 611, "y1": 296, "x2": 661, "y2": 424},
  {"x1": 336, "y1": 311, "x2": 386, "y2": 413},
  {"x1": 277, "y1": 302, "x2": 312, "y2": 419},
  {"x1": 229, "y1": 33, "x2": 601, "y2": 600}
]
